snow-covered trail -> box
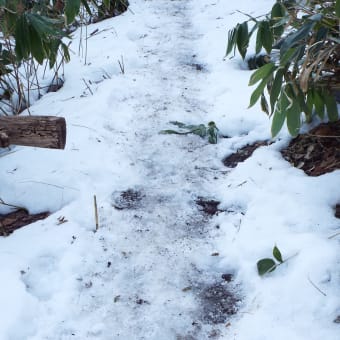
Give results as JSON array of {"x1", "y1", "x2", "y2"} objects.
[
  {"x1": 1, "y1": 0, "x2": 340, "y2": 339},
  {"x1": 1, "y1": 1, "x2": 240, "y2": 339}
]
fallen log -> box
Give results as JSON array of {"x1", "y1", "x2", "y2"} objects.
[{"x1": 0, "y1": 115, "x2": 66, "y2": 149}]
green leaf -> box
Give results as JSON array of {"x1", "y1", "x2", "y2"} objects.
[
  {"x1": 191, "y1": 124, "x2": 207, "y2": 138},
  {"x1": 249, "y1": 78, "x2": 268, "y2": 108},
  {"x1": 324, "y1": 91, "x2": 339, "y2": 122},
  {"x1": 255, "y1": 23, "x2": 263, "y2": 54},
  {"x1": 270, "y1": 68, "x2": 284, "y2": 113},
  {"x1": 280, "y1": 47, "x2": 297, "y2": 66},
  {"x1": 236, "y1": 22, "x2": 249, "y2": 59},
  {"x1": 261, "y1": 21, "x2": 273, "y2": 54},
  {"x1": 260, "y1": 94, "x2": 269, "y2": 115},
  {"x1": 249, "y1": 62, "x2": 276, "y2": 86},
  {"x1": 15, "y1": 14, "x2": 30, "y2": 61},
  {"x1": 61, "y1": 42, "x2": 71, "y2": 63},
  {"x1": 273, "y1": 245, "x2": 283, "y2": 263},
  {"x1": 159, "y1": 129, "x2": 187, "y2": 135},
  {"x1": 313, "y1": 89, "x2": 325, "y2": 119},
  {"x1": 28, "y1": 25, "x2": 45, "y2": 64},
  {"x1": 271, "y1": 91, "x2": 289, "y2": 137},
  {"x1": 226, "y1": 27, "x2": 237, "y2": 56},
  {"x1": 207, "y1": 121, "x2": 219, "y2": 144},
  {"x1": 286, "y1": 98, "x2": 301, "y2": 137},
  {"x1": 257, "y1": 258, "x2": 277, "y2": 276},
  {"x1": 280, "y1": 21, "x2": 315, "y2": 56},
  {"x1": 271, "y1": 2, "x2": 286, "y2": 20},
  {"x1": 336, "y1": 0, "x2": 340, "y2": 18},
  {"x1": 65, "y1": 0, "x2": 81, "y2": 25}
]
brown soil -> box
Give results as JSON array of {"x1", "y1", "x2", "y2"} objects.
[
  {"x1": 0, "y1": 209, "x2": 50, "y2": 236},
  {"x1": 223, "y1": 141, "x2": 270, "y2": 168},
  {"x1": 196, "y1": 198, "x2": 221, "y2": 216},
  {"x1": 281, "y1": 121, "x2": 340, "y2": 176},
  {"x1": 199, "y1": 281, "x2": 240, "y2": 324},
  {"x1": 335, "y1": 204, "x2": 340, "y2": 219}
]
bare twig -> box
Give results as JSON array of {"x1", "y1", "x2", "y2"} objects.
[
  {"x1": 94, "y1": 195, "x2": 99, "y2": 231},
  {"x1": 118, "y1": 55, "x2": 125, "y2": 74},
  {"x1": 307, "y1": 276, "x2": 327, "y2": 296},
  {"x1": 82, "y1": 78, "x2": 93, "y2": 95}
]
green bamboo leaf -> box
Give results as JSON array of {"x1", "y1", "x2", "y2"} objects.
[
  {"x1": 159, "y1": 129, "x2": 186, "y2": 135},
  {"x1": 27, "y1": 13, "x2": 64, "y2": 37},
  {"x1": 257, "y1": 258, "x2": 277, "y2": 276},
  {"x1": 336, "y1": 0, "x2": 340, "y2": 18},
  {"x1": 28, "y1": 25, "x2": 45, "y2": 64},
  {"x1": 261, "y1": 21, "x2": 273, "y2": 54},
  {"x1": 286, "y1": 99, "x2": 301, "y2": 137},
  {"x1": 280, "y1": 47, "x2": 297, "y2": 66},
  {"x1": 313, "y1": 89, "x2": 325, "y2": 119},
  {"x1": 236, "y1": 22, "x2": 249, "y2": 59},
  {"x1": 226, "y1": 27, "x2": 238, "y2": 56},
  {"x1": 324, "y1": 91, "x2": 339, "y2": 122},
  {"x1": 273, "y1": 245, "x2": 283, "y2": 263},
  {"x1": 249, "y1": 78, "x2": 268, "y2": 108},
  {"x1": 249, "y1": 62, "x2": 276, "y2": 86},
  {"x1": 15, "y1": 14, "x2": 30, "y2": 61},
  {"x1": 191, "y1": 125, "x2": 207, "y2": 138},
  {"x1": 271, "y1": 2, "x2": 286, "y2": 20},
  {"x1": 271, "y1": 91, "x2": 289, "y2": 137},
  {"x1": 65, "y1": 0, "x2": 81, "y2": 25},
  {"x1": 280, "y1": 21, "x2": 315, "y2": 56},
  {"x1": 260, "y1": 94, "x2": 269, "y2": 115},
  {"x1": 255, "y1": 22, "x2": 263, "y2": 54},
  {"x1": 61, "y1": 42, "x2": 71, "y2": 63},
  {"x1": 270, "y1": 68, "x2": 284, "y2": 113}
]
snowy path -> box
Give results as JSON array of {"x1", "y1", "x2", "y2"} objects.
[{"x1": 1, "y1": 1, "x2": 339, "y2": 339}]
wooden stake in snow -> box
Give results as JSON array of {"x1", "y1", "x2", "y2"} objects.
[
  {"x1": 0, "y1": 115, "x2": 66, "y2": 149},
  {"x1": 94, "y1": 195, "x2": 99, "y2": 231}
]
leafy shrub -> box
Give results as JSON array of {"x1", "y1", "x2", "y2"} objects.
[
  {"x1": 226, "y1": 0, "x2": 340, "y2": 137},
  {"x1": 0, "y1": 0, "x2": 129, "y2": 114}
]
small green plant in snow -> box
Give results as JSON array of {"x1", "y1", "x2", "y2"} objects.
[
  {"x1": 160, "y1": 121, "x2": 219, "y2": 144},
  {"x1": 257, "y1": 245, "x2": 298, "y2": 276}
]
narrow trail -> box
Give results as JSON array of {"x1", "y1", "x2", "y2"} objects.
[{"x1": 62, "y1": 1, "x2": 239, "y2": 339}]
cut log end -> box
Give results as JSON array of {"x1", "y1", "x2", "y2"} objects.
[{"x1": 0, "y1": 116, "x2": 66, "y2": 149}]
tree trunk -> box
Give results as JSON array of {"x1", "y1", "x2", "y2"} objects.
[{"x1": 0, "y1": 116, "x2": 66, "y2": 149}]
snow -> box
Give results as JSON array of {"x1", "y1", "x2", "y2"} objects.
[{"x1": 0, "y1": 0, "x2": 339, "y2": 339}]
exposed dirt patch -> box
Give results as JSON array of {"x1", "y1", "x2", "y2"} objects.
[
  {"x1": 196, "y1": 198, "x2": 221, "y2": 216},
  {"x1": 223, "y1": 141, "x2": 270, "y2": 168},
  {"x1": 0, "y1": 209, "x2": 50, "y2": 236},
  {"x1": 198, "y1": 280, "x2": 240, "y2": 324},
  {"x1": 112, "y1": 189, "x2": 145, "y2": 210},
  {"x1": 335, "y1": 204, "x2": 340, "y2": 219},
  {"x1": 281, "y1": 121, "x2": 340, "y2": 176}
]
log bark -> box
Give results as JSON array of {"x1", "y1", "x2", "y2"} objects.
[{"x1": 0, "y1": 116, "x2": 66, "y2": 149}]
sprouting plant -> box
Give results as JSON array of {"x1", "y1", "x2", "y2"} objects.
[
  {"x1": 257, "y1": 245, "x2": 298, "y2": 276},
  {"x1": 160, "y1": 121, "x2": 219, "y2": 144}
]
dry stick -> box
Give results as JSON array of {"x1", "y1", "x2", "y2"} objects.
[
  {"x1": 328, "y1": 230, "x2": 340, "y2": 239},
  {"x1": 0, "y1": 198, "x2": 27, "y2": 212},
  {"x1": 82, "y1": 78, "x2": 93, "y2": 95},
  {"x1": 94, "y1": 195, "x2": 99, "y2": 231},
  {"x1": 307, "y1": 276, "x2": 327, "y2": 297}
]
